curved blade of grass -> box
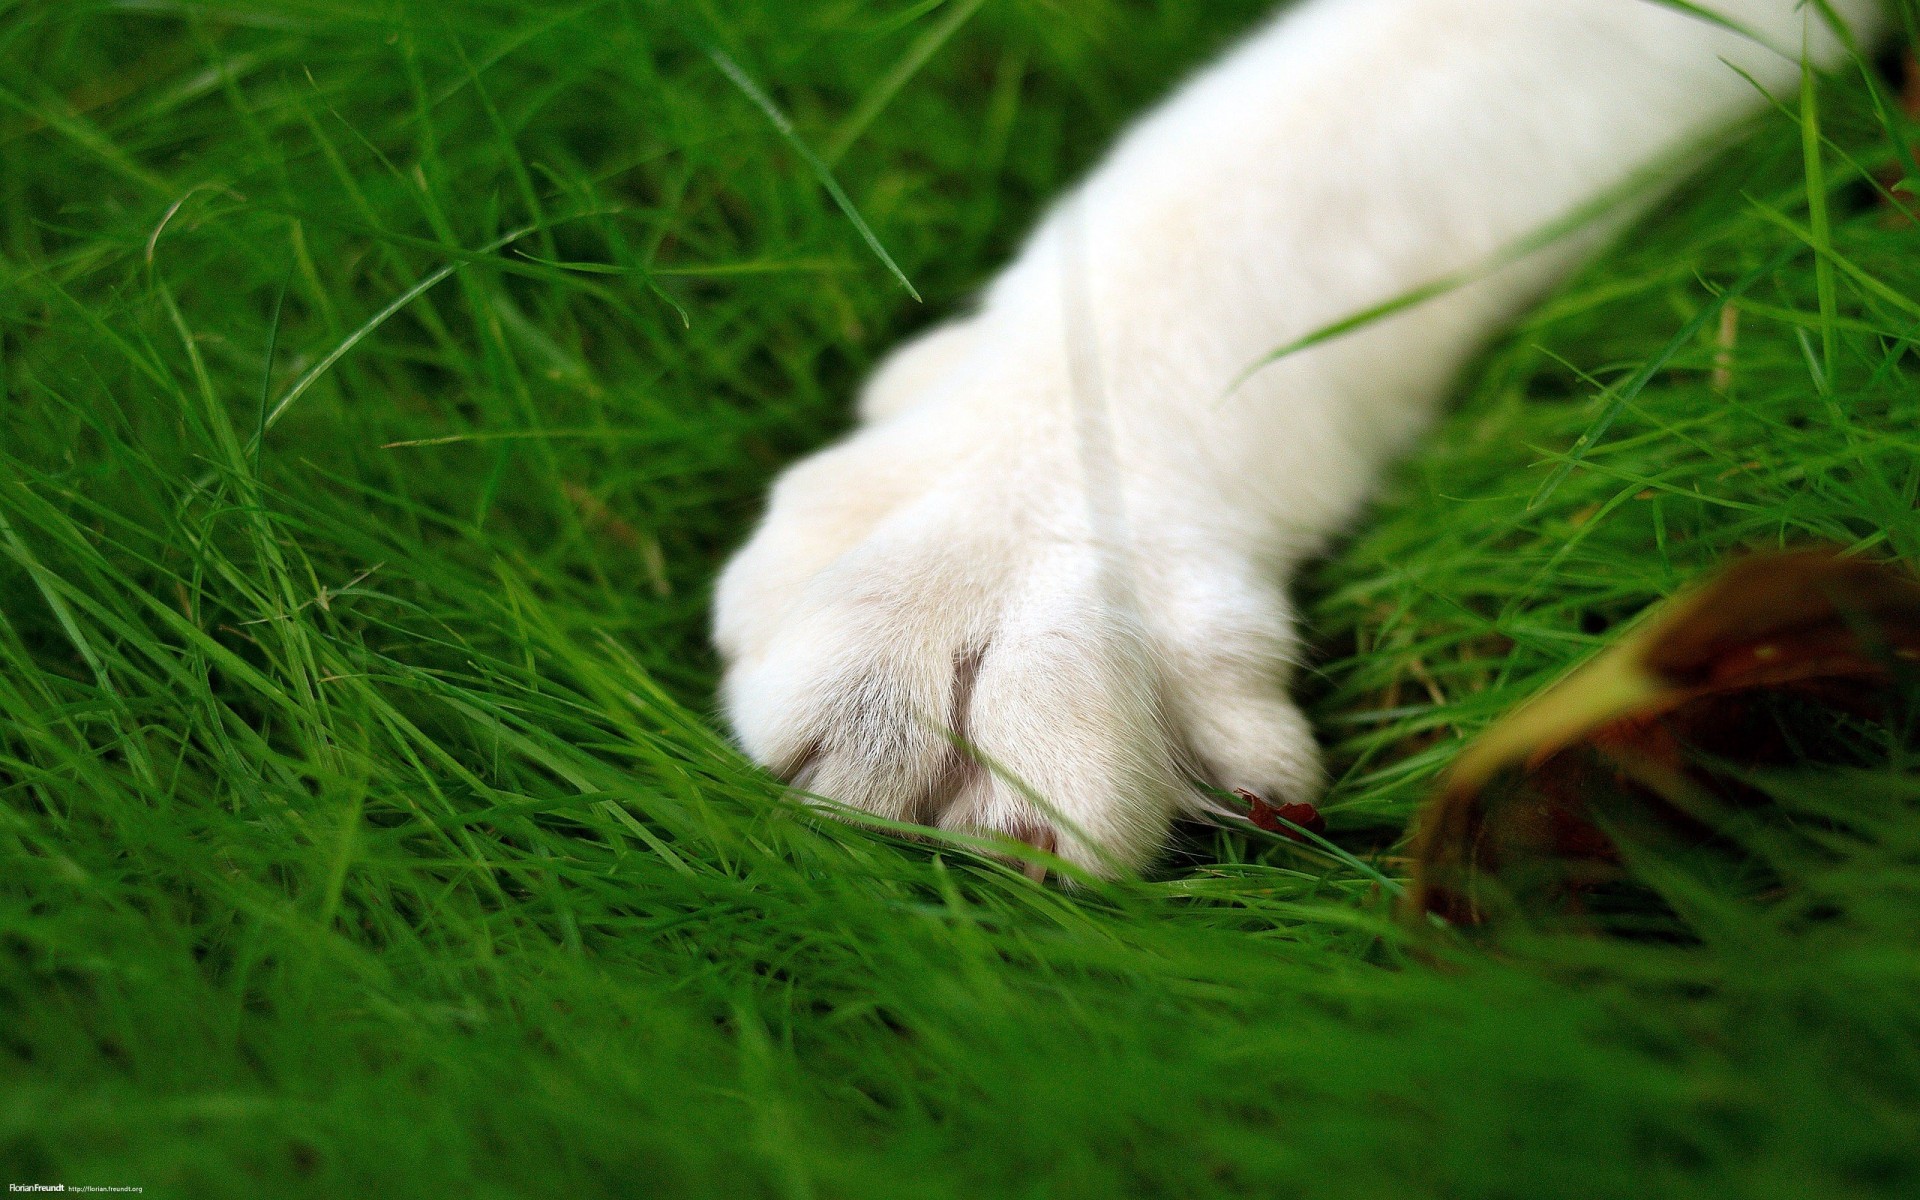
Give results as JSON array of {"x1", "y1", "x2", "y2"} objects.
[
  {"x1": 1229, "y1": 272, "x2": 1472, "y2": 392},
  {"x1": 823, "y1": 0, "x2": 988, "y2": 166},
  {"x1": 1799, "y1": 27, "x2": 1839, "y2": 392},
  {"x1": 1745, "y1": 199, "x2": 1920, "y2": 322},
  {"x1": 255, "y1": 222, "x2": 536, "y2": 442},
  {"x1": 253, "y1": 260, "x2": 291, "y2": 475},
  {"x1": 707, "y1": 46, "x2": 921, "y2": 301},
  {"x1": 0, "y1": 510, "x2": 159, "y2": 790},
  {"x1": 1229, "y1": 142, "x2": 1694, "y2": 394},
  {"x1": 513, "y1": 249, "x2": 843, "y2": 277},
  {"x1": 1526, "y1": 247, "x2": 1792, "y2": 511},
  {"x1": 1643, "y1": 0, "x2": 1778, "y2": 52}
]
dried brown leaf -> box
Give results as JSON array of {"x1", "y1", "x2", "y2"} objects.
[{"x1": 1405, "y1": 547, "x2": 1920, "y2": 926}]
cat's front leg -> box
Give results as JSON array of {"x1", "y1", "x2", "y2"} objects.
[{"x1": 713, "y1": 0, "x2": 1884, "y2": 877}]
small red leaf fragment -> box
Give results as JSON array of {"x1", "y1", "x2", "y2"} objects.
[{"x1": 1236, "y1": 788, "x2": 1327, "y2": 841}]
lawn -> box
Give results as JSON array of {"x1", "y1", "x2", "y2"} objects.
[{"x1": 3, "y1": 1, "x2": 1918, "y2": 1196}]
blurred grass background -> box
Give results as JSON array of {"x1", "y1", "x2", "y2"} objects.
[{"x1": 2, "y1": 0, "x2": 1918, "y2": 1195}]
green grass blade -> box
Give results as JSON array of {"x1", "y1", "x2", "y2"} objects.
[{"x1": 707, "y1": 46, "x2": 922, "y2": 302}]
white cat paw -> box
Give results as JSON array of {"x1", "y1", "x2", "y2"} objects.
[{"x1": 714, "y1": 355, "x2": 1322, "y2": 878}]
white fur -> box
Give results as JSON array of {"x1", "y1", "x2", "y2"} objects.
[{"x1": 714, "y1": 0, "x2": 1883, "y2": 877}]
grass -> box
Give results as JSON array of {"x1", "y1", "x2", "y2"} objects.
[{"x1": 3, "y1": 0, "x2": 1919, "y2": 1195}]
